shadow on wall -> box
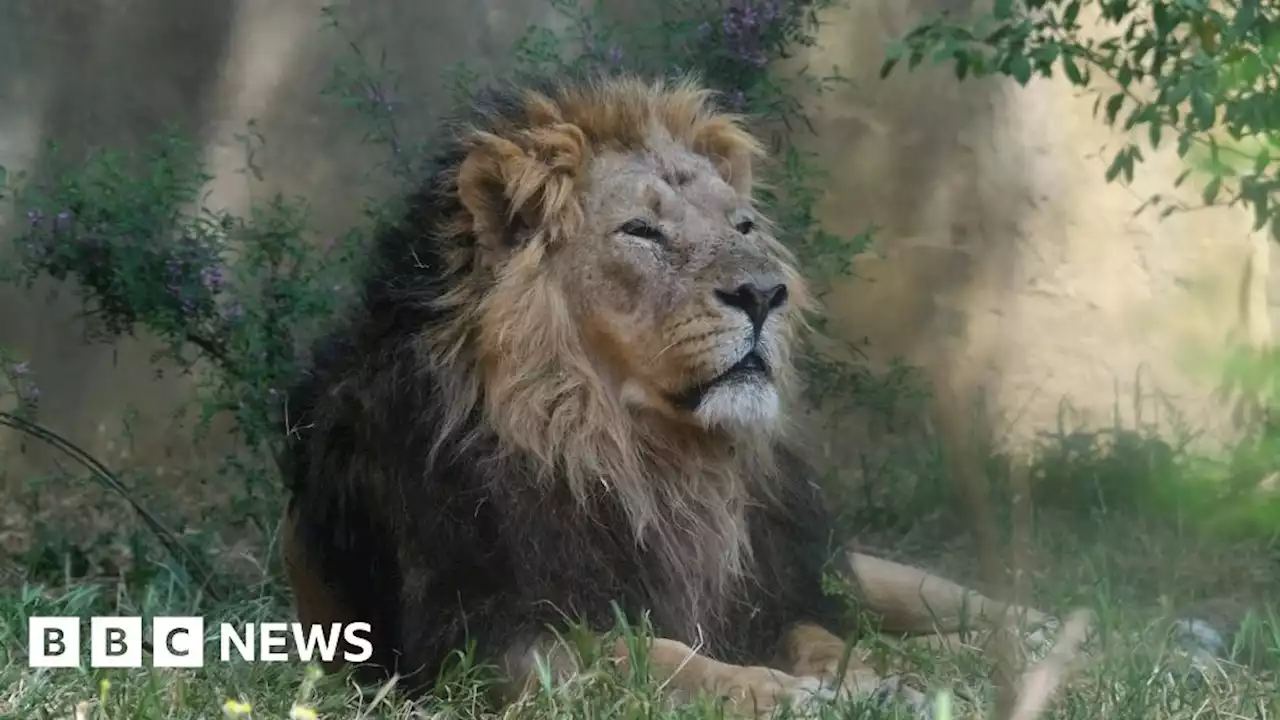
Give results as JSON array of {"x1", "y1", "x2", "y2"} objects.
[
  {"x1": 782, "y1": 0, "x2": 1272, "y2": 467},
  {"x1": 0, "y1": 0, "x2": 240, "y2": 476},
  {"x1": 0, "y1": 0, "x2": 572, "y2": 480}
]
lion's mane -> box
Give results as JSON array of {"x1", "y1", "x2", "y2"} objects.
[{"x1": 282, "y1": 70, "x2": 853, "y2": 694}]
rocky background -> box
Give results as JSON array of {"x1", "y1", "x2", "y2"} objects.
[{"x1": 0, "y1": 0, "x2": 1271, "y2": 494}]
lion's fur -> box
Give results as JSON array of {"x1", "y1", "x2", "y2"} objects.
[{"x1": 281, "y1": 70, "x2": 850, "y2": 696}]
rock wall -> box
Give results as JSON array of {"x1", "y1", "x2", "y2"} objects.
[
  {"x1": 0, "y1": 0, "x2": 573, "y2": 478},
  {"x1": 784, "y1": 0, "x2": 1273, "y2": 453},
  {"x1": 0, "y1": 0, "x2": 1272, "y2": 490}
]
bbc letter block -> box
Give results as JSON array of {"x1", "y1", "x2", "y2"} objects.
[{"x1": 28, "y1": 617, "x2": 81, "y2": 668}]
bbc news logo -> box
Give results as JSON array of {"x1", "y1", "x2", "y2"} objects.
[{"x1": 27, "y1": 617, "x2": 373, "y2": 668}]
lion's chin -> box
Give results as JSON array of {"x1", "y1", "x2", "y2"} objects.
[
  {"x1": 665, "y1": 349, "x2": 783, "y2": 431},
  {"x1": 692, "y1": 380, "x2": 781, "y2": 431}
]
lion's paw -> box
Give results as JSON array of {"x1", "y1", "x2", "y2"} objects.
[
  {"x1": 870, "y1": 675, "x2": 934, "y2": 720},
  {"x1": 720, "y1": 666, "x2": 834, "y2": 718},
  {"x1": 1020, "y1": 615, "x2": 1063, "y2": 661}
]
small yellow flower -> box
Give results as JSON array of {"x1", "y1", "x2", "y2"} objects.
[
  {"x1": 290, "y1": 704, "x2": 319, "y2": 720},
  {"x1": 222, "y1": 698, "x2": 253, "y2": 717}
]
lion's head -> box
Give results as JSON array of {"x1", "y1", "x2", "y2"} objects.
[
  {"x1": 381, "y1": 73, "x2": 814, "y2": 581},
  {"x1": 418, "y1": 72, "x2": 811, "y2": 450}
]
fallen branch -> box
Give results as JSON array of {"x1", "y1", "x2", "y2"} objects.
[
  {"x1": 0, "y1": 411, "x2": 223, "y2": 601},
  {"x1": 1006, "y1": 609, "x2": 1094, "y2": 720}
]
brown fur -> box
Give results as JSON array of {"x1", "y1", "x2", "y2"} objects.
[
  {"x1": 280, "y1": 72, "x2": 1057, "y2": 717},
  {"x1": 407, "y1": 74, "x2": 813, "y2": 632}
]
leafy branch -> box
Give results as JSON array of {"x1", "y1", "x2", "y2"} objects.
[{"x1": 882, "y1": 0, "x2": 1280, "y2": 235}]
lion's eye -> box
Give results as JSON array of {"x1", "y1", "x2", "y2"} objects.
[
  {"x1": 735, "y1": 219, "x2": 756, "y2": 235},
  {"x1": 617, "y1": 219, "x2": 667, "y2": 245}
]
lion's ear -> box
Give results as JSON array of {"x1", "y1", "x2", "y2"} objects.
[
  {"x1": 456, "y1": 126, "x2": 588, "y2": 261},
  {"x1": 691, "y1": 117, "x2": 764, "y2": 196}
]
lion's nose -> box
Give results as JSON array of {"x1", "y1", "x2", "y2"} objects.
[{"x1": 715, "y1": 281, "x2": 789, "y2": 332}]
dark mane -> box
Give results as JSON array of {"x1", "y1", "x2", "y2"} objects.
[{"x1": 281, "y1": 69, "x2": 854, "y2": 696}]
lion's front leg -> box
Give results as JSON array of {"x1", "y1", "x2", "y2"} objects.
[
  {"x1": 497, "y1": 632, "x2": 829, "y2": 718},
  {"x1": 777, "y1": 622, "x2": 930, "y2": 714},
  {"x1": 280, "y1": 500, "x2": 357, "y2": 675},
  {"x1": 622, "y1": 636, "x2": 830, "y2": 717},
  {"x1": 848, "y1": 551, "x2": 1057, "y2": 652}
]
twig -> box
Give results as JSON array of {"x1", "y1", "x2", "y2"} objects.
[
  {"x1": 1006, "y1": 609, "x2": 1094, "y2": 720},
  {"x1": 0, "y1": 411, "x2": 223, "y2": 601}
]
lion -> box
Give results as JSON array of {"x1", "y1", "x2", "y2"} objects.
[{"x1": 278, "y1": 70, "x2": 1056, "y2": 716}]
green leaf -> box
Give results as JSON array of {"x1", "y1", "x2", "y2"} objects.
[
  {"x1": 1152, "y1": 3, "x2": 1173, "y2": 35},
  {"x1": 1033, "y1": 43, "x2": 1060, "y2": 70},
  {"x1": 1105, "y1": 93, "x2": 1124, "y2": 125},
  {"x1": 1122, "y1": 145, "x2": 1142, "y2": 183},
  {"x1": 1009, "y1": 54, "x2": 1032, "y2": 85},
  {"x1": 1253, "y1": 147, "x2": 1270, "y2": 176},
  {"x1": 1236, "y1": 0, "x2": 1259, "y2": 35},
  {"x1": 955, "y1": 54, "x2": 970, "y2": 81},
  {"x1": 1177, "y1": 132, "x2": 1193, "y2": 158},
  {"x1": 880, "y1": 40, "x2": 908, "y2": 77},
  {"x1": 1191, "y1": 91, "x2": 1215, "y2": 129},
  {"x1": 1162, "y1": 80, "x2": 1190, "y2": 107},
  {"x1": 1148, "y1": 118, "x2": 1163, "y2": 148},
  {"x1": 1105, "y1": 150, "x2": 1126, "y2": 183},
  {"x1": 1062, "y1": 54, "x2": 1084, "y2": 84},
  {"x1": 1247, "y1": 183, "x2": 1270, "y2": 231},
  {"x1": 1202, "y1": 176, "x2": 1222, "y2": 205},
  {"x1": 1064, "y1": 0, "x2": 1082, "y2": 26},
  {"x1": 994, "y1": 0, "x2": 1013, "y2": 19}
]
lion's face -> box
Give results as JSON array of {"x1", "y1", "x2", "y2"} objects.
[
  {"x1": 451, "y1": 77, "x2": 810, "y2": 441},
  {"x1": 549, "y1": 134, "x2": 807, "y2": 431}
]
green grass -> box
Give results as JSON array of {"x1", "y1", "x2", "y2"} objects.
[
  {"x1": 1, "y1": 382, "x2": 1278, "y2": 720},
  {"x1": 3, "y1": 408, "x2": 1280, "y2": 719},
  {"x1": 2, "y1": 504, "x2": 1277, "y2": 720}
]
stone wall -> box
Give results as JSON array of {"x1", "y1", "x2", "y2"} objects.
[
  {"x1": 783, "y1": 0, "x2": 1272, "y2": 455},
  {"x1": 0, "y1": 0, "x2": 1271, "y2": 488},
  {"x1": 0, "y1": 0, "x2": 573, "y2": 477}
]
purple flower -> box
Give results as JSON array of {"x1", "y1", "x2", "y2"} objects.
[
  {"x1": 201, "y1": 265, "x2": 226, "y2": 293},
  {"x1": 223, "y1": 301, "x2": 245, "y2": 323},
  {"x1": 19, "y1": 382, "x2": 40, "y2": 403},
  {"x1": 11, "y1": 362, "x2": 29, "y2": 376},
  {"x1": 710, "y1": 0, "x2": 788, "y2": 71},
  {"x1": 26, "y1": 208, "x2": 43, "y2": 227},
  {"x1": 607, "y1": 45, "x2": 624, "y2": 65}
]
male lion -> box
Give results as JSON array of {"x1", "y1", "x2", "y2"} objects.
[{"x1": 280, "y1": 71, "x2": 1054, "y2": 716}]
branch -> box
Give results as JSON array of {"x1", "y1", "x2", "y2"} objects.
[{"x1": 0, "y1": 411, "x2": 223, "y2": 601}]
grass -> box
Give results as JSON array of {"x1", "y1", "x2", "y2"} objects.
[
  {"x1": 1, "y1": 387, "x2": 1279, "y2": 720},
  {"x1": 1, "y1": 494, "x2": 1277, "y2": 720}
]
